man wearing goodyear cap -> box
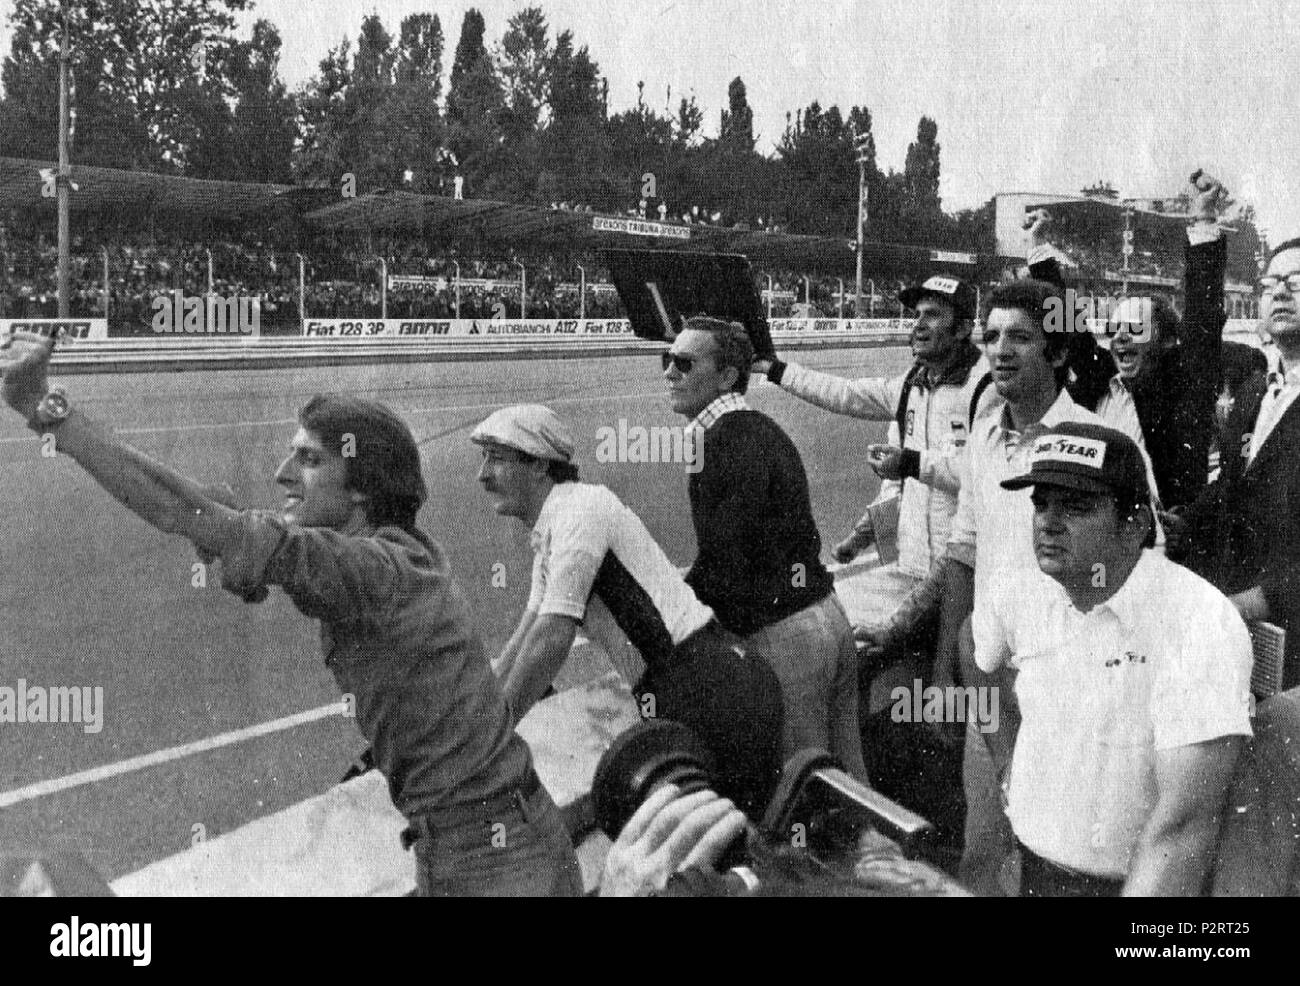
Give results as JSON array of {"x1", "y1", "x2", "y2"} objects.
[
  {"x1": 975, "y1": 423, "x2": 1250, "y2": 896},
  {"x1": 472, "y1": 403, "x2": 784, "y2": 817}
]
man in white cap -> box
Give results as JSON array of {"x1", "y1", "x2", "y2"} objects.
[{"x1": 472, "y1": 403, "x2": 784, "y2": 816}]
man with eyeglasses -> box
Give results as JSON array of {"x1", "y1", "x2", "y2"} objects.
[
  {"x1": 1170, "y1": 237, "x2": 1300, "y2": 689},
  {"x1": 1026, "y1": 172, "x2": 1232, "y2": 511},
  {"x1": 662, "y1": 317, "x2": 868, "y2": 782},
  {"x1": 977, "y1": 422, "x2": 1250, "y2": 896}
]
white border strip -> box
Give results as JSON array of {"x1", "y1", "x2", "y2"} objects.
[{"x1": 0, "y1": 701, "x2": 347, "y2": 809}]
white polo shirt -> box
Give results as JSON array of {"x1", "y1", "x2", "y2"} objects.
[
  {"x1": 528, "y1": 481, "x2": 714, "y2": 684},
  {"x1": 947, "y1": 388, "x2": 1161, "y2": 619},
  {"x1": 974, "y1": 550, "x2": 1253, "y2": 877}
]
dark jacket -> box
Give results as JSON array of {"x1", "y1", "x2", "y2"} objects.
[
  {"x1": 1031, "y1": 235, "x2": 1227, "y2": 508},
  {"x1": 1172, "y1": 377, "x2": 1300, "y2": 688}
]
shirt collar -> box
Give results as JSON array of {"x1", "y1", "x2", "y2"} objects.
[
  {"x1": 984, "y1": 387, "x2": 1080, "y2": 446},
  {"x1": 1267, "y1": 368, "x2": 1298, "y2": 395},
  {"x1": 690, "y1": 392, "x2": 749, "y2": 432},
  {"x1": 1088, "y1": 549, "x2": 1157, "y2": 629},
  {"x1": 916, "y1": 341, "x2": 982, "y2": 391},
  {"x1": 1039, "y1": 548, "x2": 1155, "y2": 630}
]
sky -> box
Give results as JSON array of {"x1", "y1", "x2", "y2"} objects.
[{"x1": 4, "y1": 0, "x2": 1299, "y2": 243}]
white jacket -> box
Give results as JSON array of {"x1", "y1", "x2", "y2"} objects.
[{"x1": 778, "y1": 349, "x2": 990, "y2": 579}]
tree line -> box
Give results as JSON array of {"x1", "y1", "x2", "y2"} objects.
[{"x1": 0, "y1": 0, "x2": 1265, "y2": 274}]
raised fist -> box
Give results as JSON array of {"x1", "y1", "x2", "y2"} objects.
[
  {"x1": 1022, "y1": 208, "x2": 1053, "y2": 246},
  {"x1": 1189, "y1": 170, "x2": 1229, "y2": 222},
  {"x1": 0, "y1": 329, "x2": 56, "y2": 418}
]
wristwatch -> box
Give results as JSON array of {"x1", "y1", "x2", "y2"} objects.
[{"x1": 30, "y1": 388, "x2": 71, "y2": 430}]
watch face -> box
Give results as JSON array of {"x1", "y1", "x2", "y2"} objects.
[{"x1": 39, "y1": 391, "x2": 70, "y2": 422}]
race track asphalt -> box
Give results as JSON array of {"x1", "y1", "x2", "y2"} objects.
[{"x1": 0, "y1": 343, "x2": 913, "y2": 881}]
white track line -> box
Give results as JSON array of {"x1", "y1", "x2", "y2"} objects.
[
  {"x1": 0, "y1": 701, "x2": 348, "y2": 809},
  {"x1": 0, "y1": 538, "x2": 881, "y2": 810},
  {"x1": 0, "y1": 389, "x2": 669, "y2": 444}
]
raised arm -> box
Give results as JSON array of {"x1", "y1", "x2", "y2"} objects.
[
  {"x1": 1, "y1": 332, "x2": 242, "y2": 556},
  {"x1": 759, "y1": 357, "x2": 905, "y2": 421}
]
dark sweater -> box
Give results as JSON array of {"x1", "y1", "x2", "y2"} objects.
[{"x1": 685, "y1": 409, "x2": 834, "y2": 635}]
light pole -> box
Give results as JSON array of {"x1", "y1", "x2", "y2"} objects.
[
  {"x1": 296, "y1": 253, "x2": 305, "y2": 320},
  {"x1": 837, "y1": 278, "x2": 845, "y2": 319},
  {"x1": 516, "y1": 261, "x2": 526, "y2": 318},
  {"x1": 866, "y1": 278, "x2": 875, "y2": 317},
  {"x1": 1122, "y1": 208, "x2": 1133, "y2": 296},
  {"x1": 452, "y1": 260, "x2": 461, "y2": 319},
  {"x1": 206, "y1": 248, "x2": 214, "y2": 294},
  {"x1": 802, "y1": 275, "x2": 811, "y2": 314},
  {"x1": 853, "y1": 133, "x2": 872, "y2": 315},
  {"x1": 100, "y1": 246, "x2": 109, "y2": 320},
  {"x1": 765, "y1": 274, "x2": 774, "y2": 319},
  {"x1": 57, "y1": 13, "x2": 71, "y2": 317},
  {"x1": 576, "y1": 263, "x2": 586, "y2": 320},
  {"x1": 379, "y1": 257, "x2": 387, "y2": 320}
]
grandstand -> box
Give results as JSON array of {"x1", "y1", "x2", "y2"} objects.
[{"x1": 2, "y1": 156, "x2": 989, "y2": 335}]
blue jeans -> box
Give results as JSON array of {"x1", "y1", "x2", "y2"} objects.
[{"x1": 411, "y1": 784, "x2": 583, "y2": 897}]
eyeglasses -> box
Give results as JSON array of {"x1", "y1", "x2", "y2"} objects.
[
  {"x1": 661, "y1": 351, "x2": 699, "y2": 374},
  {"x1": 1259, "y1": 273, "x2": 1300, "y2": 295}
]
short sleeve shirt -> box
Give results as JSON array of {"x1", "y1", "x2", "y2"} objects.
[
  {"x1": 528, "y1": 482, "x2": 714, "y2": 683},
  {"x1": 974, "y1": 550, "x2": 1253, "y2": 877}
]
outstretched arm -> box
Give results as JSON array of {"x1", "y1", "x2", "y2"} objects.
[{"x1": 1, "y1": 331, "x2": 243, "y2": 556}]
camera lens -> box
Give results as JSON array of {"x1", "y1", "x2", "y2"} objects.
[{"x1": 592, "y1": 721, "x2": 718, "y2": 838}]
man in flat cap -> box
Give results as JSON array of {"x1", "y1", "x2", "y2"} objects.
[
  {"x1": 977, "y1": 422, "x2": 1250, "y2": 896},
  {"x1": 472, "y1": 403, "x2": 784, "y2": 816}
]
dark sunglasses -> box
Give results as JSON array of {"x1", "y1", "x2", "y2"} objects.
[{"x1": 661, "y1": 351, "x2": 698, "y2": 373}]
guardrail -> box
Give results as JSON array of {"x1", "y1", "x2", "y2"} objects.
[{"x1": 43, "y1": 325, "x2": 910, "y2": 374}]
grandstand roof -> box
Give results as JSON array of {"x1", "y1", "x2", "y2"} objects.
[
  {"x1": 0, "y1": 156, "x2": 995, "y2": 278},
  {"x1": 0, "y1": 157, "x2": 289, "y2": 220},
  {"x1": 1001, "y1": 191, "x2": 1193, "y2": 242},
  {"x1": 303, "y1": 189, "x2": 967, "y2": 278}
]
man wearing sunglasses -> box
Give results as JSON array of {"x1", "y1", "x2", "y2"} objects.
[
  {"x1": 662, "y1": 317, "x2": 868, "y2": 782},
  {"x1": 1170, "y1": 237, "x2": 1300, "y2": 689}
]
